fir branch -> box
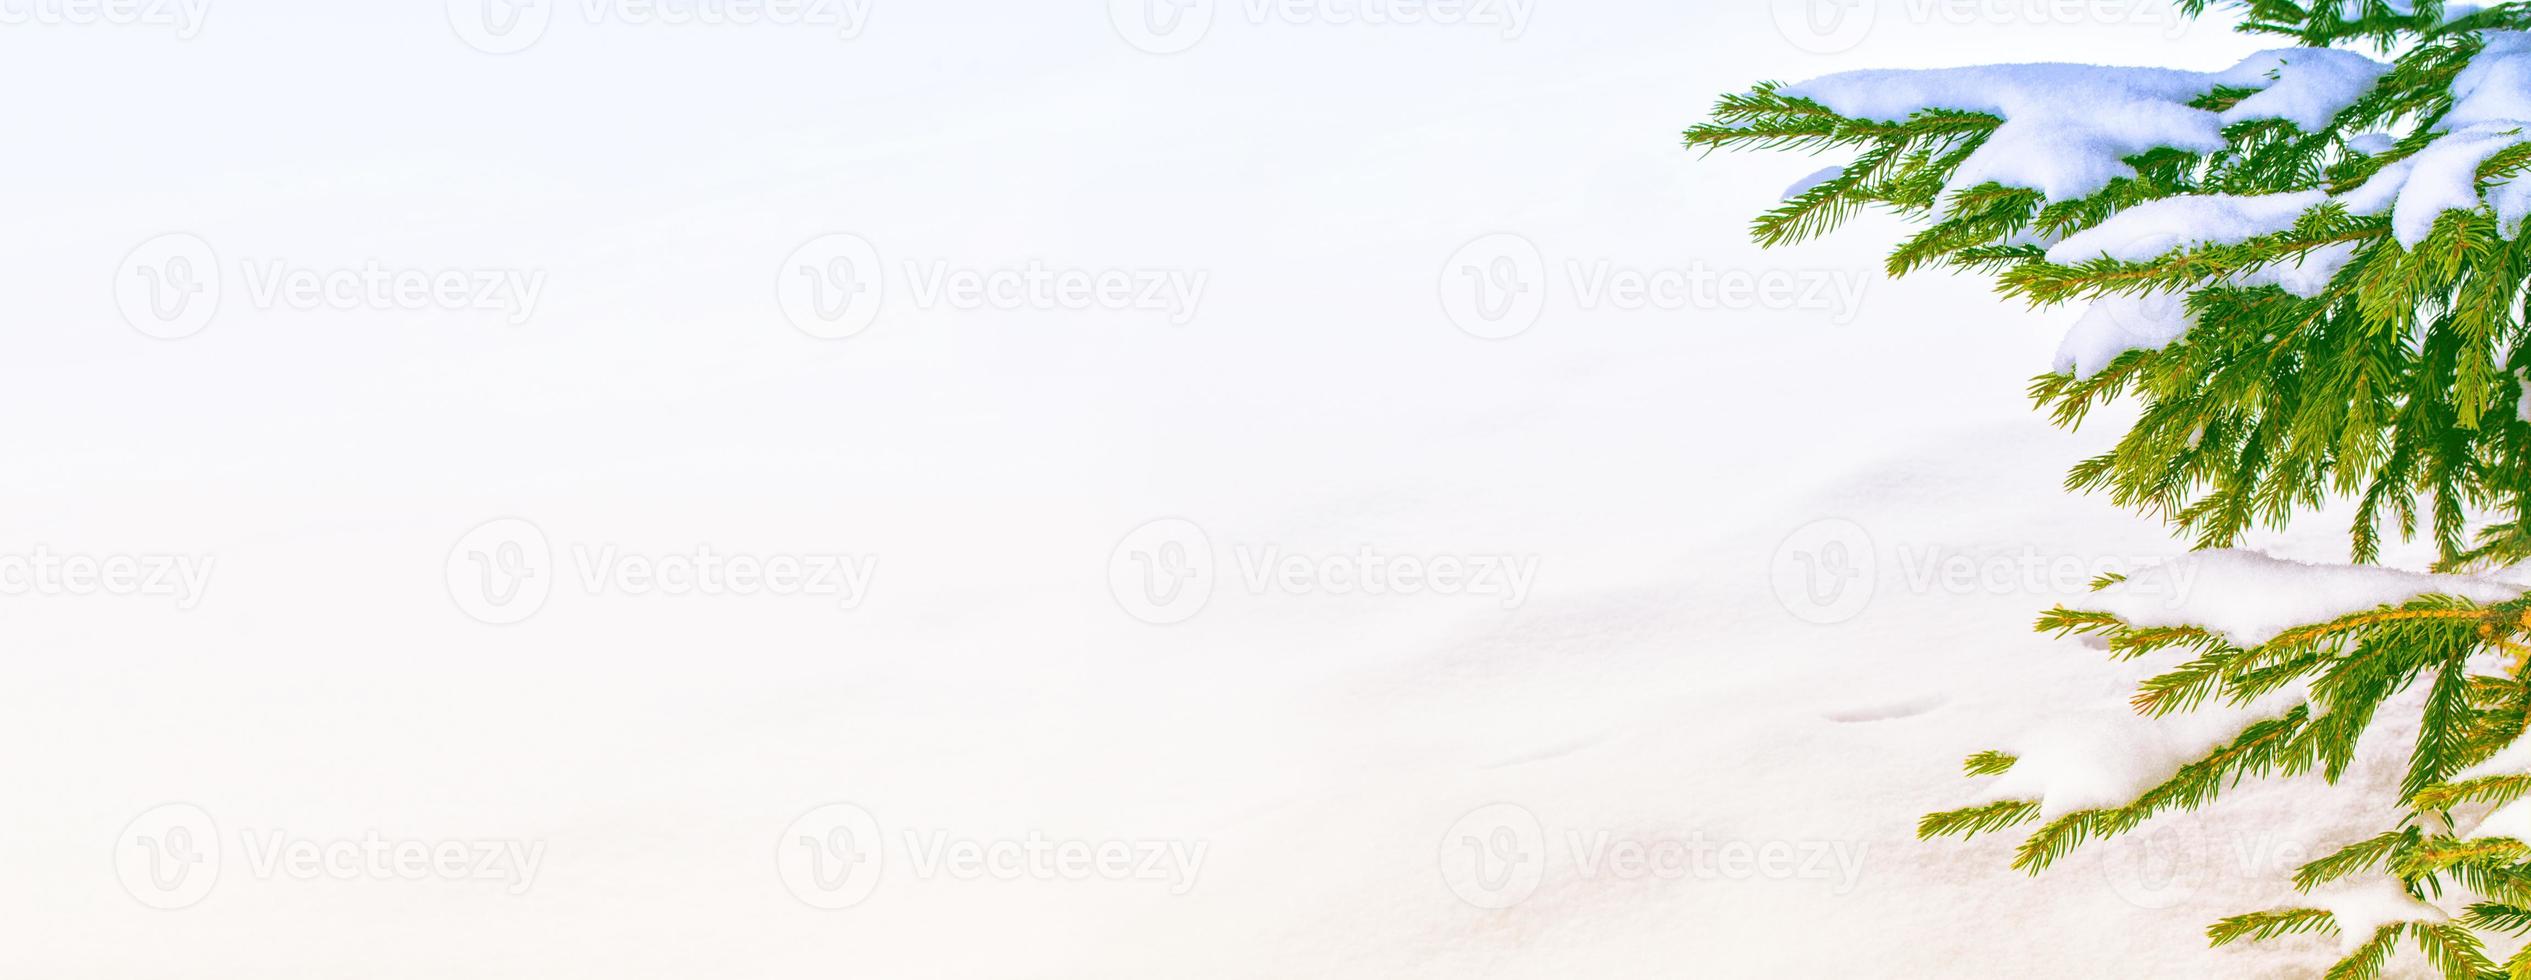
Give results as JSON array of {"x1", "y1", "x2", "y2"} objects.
[{"x1": 1917, "y1": 800, "x2": 2041, "y2": 841}]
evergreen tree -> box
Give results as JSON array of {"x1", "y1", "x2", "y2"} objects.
[{"x1": 1691, "y1": 3, "x2": 2531, "y2": 974}]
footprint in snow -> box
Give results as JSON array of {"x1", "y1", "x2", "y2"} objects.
[{"x1": 1818, "y1": 693, "x2": 1950, "y2": 724}]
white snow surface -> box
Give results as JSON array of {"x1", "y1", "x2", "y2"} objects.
[
  {"x1": 1986, "y1": 683, "x2": 2307, "y2": 818},
  {"x1": 1786, "y1": 49, "x2": 2385, "y2": 200},
  {"x1": 15, "y1": 8, "x2": 2531, "y2": 980},
  {"x1": 2313, "y1": 880, "x2": 2448, "y2": 953},
  {"x1": 2458, "y1": 733, "x2": 2531, "y2": 783},
  {"x1": 2465, "y1": 798, "x2": 2531, "y2": 843}
]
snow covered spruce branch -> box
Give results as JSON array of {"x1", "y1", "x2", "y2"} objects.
[
  {"x1": 1690, "y1": 1, "x2": 2531, "y2": 974},
  {"x1": 1686, "y1": 2, "x2": 2531, "y2": 562},
  {"x1": 1940, "y1": 553, "x2": 2531, "y2": 975}
]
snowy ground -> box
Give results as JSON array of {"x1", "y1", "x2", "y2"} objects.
[{"x1": 0, "y1": 2, "x2": 2437, "y2": 976}]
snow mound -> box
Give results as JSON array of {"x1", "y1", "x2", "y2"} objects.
[
  {"x1": 2334, "y1": 33, "x2": 2531, "y2": 245},
  {"x1": 2313, "y1": 879, "x2": 2446, "y2": 953},
  {"x1": 1785, "y1": 50, "x2": 2387, "y2": 201},
  {"x1": 2046, "y1": 191, "x2": 2326, "y2": 265},
  {"x1": 2228, "y1": 241, "x2": 2361, "y2": 299},
  {"x1": 2052, "y1": 293, "x2": 2194, "y2": 379},
  {"x1": 2340, "y1": 122, "x2": 2531, "y2": 245},
  {"x1": 2041, "y1": 194, "x2": 2353, "y2": 375},
  {"x1": 1985, "y1": 686, "x2": 2306, "y2": 818},
  {"x1": 2219, "y1": 49, "x2": 2393, "y2": 132},
  {"x1": 2087, "y1": 550, "x2": 2524, "y2": 648},
  {"x1": 1784, "y1": 34, "x2": 2531, "y2": 248},
  {"x1": 2348, "y1": 132, "x2": 2399, "y2": 156},
  {"x1": 2441, "y1": 30, "x2": 2531, "y2": 134}
]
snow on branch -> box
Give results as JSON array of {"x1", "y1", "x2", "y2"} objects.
[{"x1": 1781, "y1": 49, "x2": 2388, "y2": 201}]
